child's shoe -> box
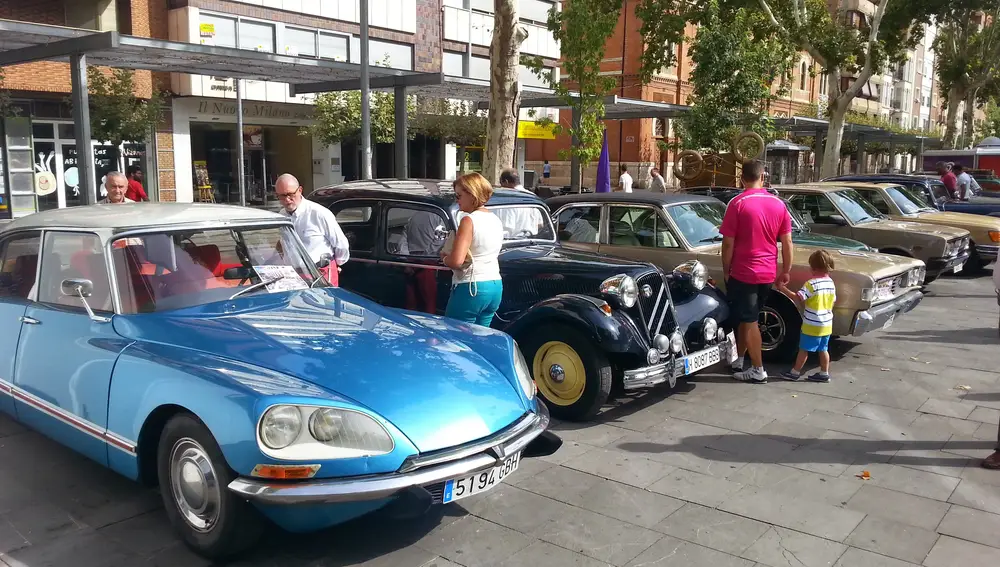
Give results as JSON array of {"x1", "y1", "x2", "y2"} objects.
[
  {"x1": 806, "y1": 372, "x2": 831, "y2": 383},
  {"x1": 780, "y1": 370, "x2": 803, "y2": 381}
]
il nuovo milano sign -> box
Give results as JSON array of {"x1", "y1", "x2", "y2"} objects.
[{"x1": 195, "y1": 100, "x2": 314, "y2": 120}]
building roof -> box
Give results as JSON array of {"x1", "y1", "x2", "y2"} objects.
[
  {"x1": 309, "y1": 178, "x2": 548, "y2": 208},
  {"x1": 545, "y1": 190, "x2": 721, "y2": 209},
  {"x1": 0, "y1": 203, "x2": 286, "y2": 233}
]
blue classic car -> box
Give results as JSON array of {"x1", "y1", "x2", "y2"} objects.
[
  {"x1": 0, "y1": 203, "x2": 555, "y2": 559},
  {"x1": 307, "y1": 179, "x2": 736, "y2": 421},
  {"x1": 823, "y1": 174, "x2": 1000, "y2": 218}
]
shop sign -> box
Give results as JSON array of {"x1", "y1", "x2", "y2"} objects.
[
  {"x1": 516, "y1": 120, "x2": 557, "y2": 140},
  {"x1": 195, "y1": 99, "x2": 314, "y2": 120},
  {"x1": 200, "y1": 23, "x2": 215, "y2": 37}
]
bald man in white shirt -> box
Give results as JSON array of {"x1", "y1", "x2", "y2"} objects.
[{"x1": 276, "y1": 173, "x2": 349, "y2": 286}]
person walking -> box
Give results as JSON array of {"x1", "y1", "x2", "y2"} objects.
[
  {"x1": 125, "y1": 165, "x2": 149, "y2": 201},
  {"x1": 98, "y1": 172, "x2": 135, "y2": 204},
  {"x1": 441, "y1": 172, "x2": 504, "y2": 326},
  {"x1": 953, "y1": 164, "x2": 980, "y2": 200},
  {"x1": 720, "y1": 160, "x2": 794, "y2": 383},
  {"x1": 618, "y1": 165, "x2": 633, "y2": 193},
  {"x1": 776, "y1": 249, "x2": 837, "y2": 383},
  {"x1": 275, "y1": 173, "x2": 349, "y2": 286},
  {"x1": 649, "y1": 168, "x2": 667, "y2": 192},
  {"x1": 937, "y1": 161, "x2": 959, "y2": 200}
]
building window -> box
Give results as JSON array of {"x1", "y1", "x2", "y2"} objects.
[
  {"x1": 202, "y1": 14, "x2": 237, "y2": 48},
  {"x1": 799, "y1": 62, "x2": 807, "y2": 90},
  {"x1": 320, "y1": 33, "x2": 349, "y2": 62},
  {"x1": 66, "y1": 0, "x2": 118, "y2": 31},
  {"x1": 520, "y1": 0, "x2": 556, "y2": 23},
  {"x1": 285, "y1": 27, "x2": 317, "y2": 57},
  {"x1": 819, "y1": 72, "x2": 829, "y2": 95},
  {"x1": 239, "y1": 20, "x2": 275, "y2": 52},
  {"x1": 469, "y1": 0, "x2": 492, "y2": 13},
  {"x1": 443, "y1": 51, "x2": 464, "y2": 76},
  {"x1": 369, "y1": 39, "x2": 413, "y2": 70}
]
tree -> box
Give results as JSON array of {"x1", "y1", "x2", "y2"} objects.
[
  {"x1": 636, "y1": 0, "x2": 939, "y2": 178},
  {"x1": 934, "y1": 2, "x2": 1000, "y2": 149},
  {"x1": 524, "y1": 0, "x2": 621, "y2": 190},
  {"x1": 482, "y1": 0, "x2": 528, "y2": 184},
  {"x1": 411, "y1": 99, "x2": 487, "y2": 148},
  {"x1": 86, "y1": 67, "x2": 165, "y2": 167},
  {"x1": 675, "y1": 1, "x2": 797, "y2": 154},
  {"x1": 976, "y1": 96, "x2": 1000, "y2": 140},
  {"x1": 307, "y1": 89, "x2": 415, "y2": 147}
]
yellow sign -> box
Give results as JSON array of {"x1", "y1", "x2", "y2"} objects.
[
  {"x1": 199, "y1": 23, "x2": 215, "y2": 37},
  {"x1": 517, "y1": 121, "x2": 557, "y2": 140}
]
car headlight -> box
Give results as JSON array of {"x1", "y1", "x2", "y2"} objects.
[
  {"x1": 703, "y1": 318, "x2": 718, "y2": 342},
  {"x1": 669, "y1": 331, "x2": 684, "y2": 353},
  {"x1": 512, "y1": 344, "x2": 536, "y2": 400},
  {"x1": 673, "y1": 260, "x2": 708, "y2": 290},
  {"x1": 258, "y1": 405, "x2": 395, "y2": 460},
  {"x1": 600, "y1": 274, "x2": 639, "y2": 308}
]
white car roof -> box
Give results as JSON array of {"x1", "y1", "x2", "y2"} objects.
[{"x1": 0, "y1": 203, "x2": 287, "y2": 234}]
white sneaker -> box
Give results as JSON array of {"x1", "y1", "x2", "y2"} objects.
[
  {"x1": 734, "y1": 366, "x2": 767, "y2": 383},
  {"x1": 730, "y1": 355, "x2": 745, "y2": 372}
]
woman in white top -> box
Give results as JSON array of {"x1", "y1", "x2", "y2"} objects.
[{"x1": 441, "y1": 172, "x2": 504, "y2": 326}]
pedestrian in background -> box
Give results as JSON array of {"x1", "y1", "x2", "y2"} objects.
[
  {"x1": 99, "y1": 172, "x2": 135, "y2": 204},
  {"x1": 953, "y1": 164, "x2": 980, "y2": 200},
  {"x1": 442, "y1": 172, "x2": 504, "y2": 327},
  {"x1": 720, "y1": 160, "x2": 794, "y2": 384},
  {"x1": 275, "y1": 173, "x2": 349, "y2": 287},
  {"x1": 125, "y1": 165, "x2": 149, "y2": 202},
  {"x1": 619, "y1": 165, "x2": 633, "y2": 193},
  {"x1": 776, "y1": 249, "x2": 836, "y2": 383},
  {"x1": 650, "y1": 168, "x2": 667, "y2": 192},
  {"x1": 937, "y1": 161, "x2": 959, "y2": 200}
]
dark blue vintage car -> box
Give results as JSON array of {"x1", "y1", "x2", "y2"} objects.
[
  {"x1": 309, "y1": 179, "x2": 736, "y2": 421},
  {"x1": 824, "y1": 174, "x2": 1000, "y2": 218}
]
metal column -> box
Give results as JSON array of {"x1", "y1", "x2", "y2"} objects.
[
  {"x1": 394, "y1": 85, "x2": 408, "y2": 178},
  {"x1": 570, "y1": 110, "x2": 581, "y2": 192},
  {"x1": 812, "y1": 130, "x2": 824, "y2": 181},
  {"x1": 855, "y1": 134, "x2": 865, "y2": 174},
  {"x1": 462, "y1": 0, "x2": 472, "y2": 77},
  {"x1": 360, "y1": 0, "x2": 373, "y2": 180},
  {"x1": 70, "y1": 54, "x2": 97, "y2": 205},
  {"x1": 236, "y1": 78, "x2": 246, "y2": 206}
]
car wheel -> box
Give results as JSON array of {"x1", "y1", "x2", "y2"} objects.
[
  {"x1": 519, "y1": 323, "x2": 612, "y2": 421},
  {"x1": 759, "y1": 299, "x2": 800, "y2": 362},
  {"x1": 157, "y1": 413, "x2": 263, "y2": 560}
]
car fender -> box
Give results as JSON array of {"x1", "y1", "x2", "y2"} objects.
[
  {"x1": 501, "y1": 294, "x2": 648, "y2": 355},
  {"x1": 673, "y1": 284, "x2": 731, "y2": 341},
  {"x1": 105, "y1": 342, "x2": 419, "y2": 483}
]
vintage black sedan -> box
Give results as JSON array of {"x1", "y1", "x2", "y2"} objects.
[{"x1": 308, "y1": 179, "x2": 736, "y2": 421}]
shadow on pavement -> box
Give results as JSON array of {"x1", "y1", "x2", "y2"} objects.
[{"x1": 879, "y1": 327, "x2": 999, "y2": 346}]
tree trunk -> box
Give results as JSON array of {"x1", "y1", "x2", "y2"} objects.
[
  {"x1": 820, "y1": 101, "x2": 848, "y2": 179},
  {"x1": 482, "y1": 0, "x2": 527, "y2": 184},
  {"x1": 962, "y1": 88, "x2": 978, "y2": 148},
  {"x1": 943, "y1": 85, "x2": 965, "y2": 149}
]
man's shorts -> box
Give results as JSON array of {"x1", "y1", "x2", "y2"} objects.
[
  {"x1": 799, "y1": 333, "x2": 831, "y2": 352},
  {"x1": 727, "y1": 277, "x2": 771, "y2": 324}
]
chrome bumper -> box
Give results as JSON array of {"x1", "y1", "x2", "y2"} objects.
[
  {"x1": 228, "y1": 403, "x2": 550, "y2": 506},
  {"x1": 851, "y1": 289, "x2": 923, "y2": 337},
  {"x1": 977, "y1": 244, "x2": 998, "y2": 262},
  {"x1": 926, "y1": 251, "x2": 970, "y2": 275},
  {"x1": 623, "y1": 359, "x2": 676, "y2": 390}
]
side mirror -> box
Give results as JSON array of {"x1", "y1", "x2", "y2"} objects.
[
  {"x1": 828, "y1": 214, "x2": 848, "y2": 226},
  {"x1": 223, "y1": 266, "x2": 252, "y2": 280},
  {"x1": 316, "y1": 252, "x2": 333, "y2": 269},
  {"x1": 60, "y1": 278, "x2": 109, "y2": 323}
]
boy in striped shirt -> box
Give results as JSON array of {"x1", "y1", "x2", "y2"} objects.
[{"x1": 776, "y1": 249, "x2": 837, "y2": 382}]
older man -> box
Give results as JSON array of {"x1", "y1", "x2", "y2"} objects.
[
  {"x1": 99, "y1": 172, "x2": 135, "y2": 204},
  {"x1": 275, "y1": 173, "x2": 349, "y2": 286}
]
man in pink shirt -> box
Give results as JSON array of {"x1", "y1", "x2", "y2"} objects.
[
  {"x1": 936, "y1": 161, "x2": 959, "y2": 200},
  {"x1": 720, "y1": 160, "x2": 794, "y2": 383}
]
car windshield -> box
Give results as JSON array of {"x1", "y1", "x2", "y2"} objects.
[
  {"x1": 487, "y1": 205, "x2": 557, "y2": 242},
  {"x1": 884, "y1": 184, "x2": 936, "y2": 214},
  {"x1": 110, "y1": 224, "x2": 325, "y2": 314},
  {"x1": 666, "y1": 202, "x2": 726, "y2": 245},
  {"x1": 829, "y1": 189, "x2": 884, "y2": 224},
  {"x1": 784, "y1": 201, "x2": 809, "y2": 232}
]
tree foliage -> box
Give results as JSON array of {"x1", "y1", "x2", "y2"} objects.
[
  {"x1": 410, "y1": 99, "x2": 486, "y2": 148},
  {"x1": 523, "y1": 0, "x2": 621, "y2": 182},
  {"x1": 86, "y1": 67, "x2": 165, "y2": 152},
  {"x1": 307, "y1": 89, "x2": 415, "y2": 146},
  {"x1": 675, "y1": 1, "x2": 798, "y2": 153}
]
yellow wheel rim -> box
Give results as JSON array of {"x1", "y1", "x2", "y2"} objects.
[{"x1": 532, "y1": 341, "x2": 586, "y2": 406}]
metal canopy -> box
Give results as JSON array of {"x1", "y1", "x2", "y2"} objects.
[{"x1": 771, "y1": 115, "x2": 941, "y2": 145}]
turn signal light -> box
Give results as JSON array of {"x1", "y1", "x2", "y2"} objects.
[
  {"x1": 989, "y1": 230, "x2": 1000, "y2": 243},
  {"x1": 251, "y1": 464, "x2": 321, "y2": 479},
  {"x1": 599, "y1": 302, "x2": 613, "y2": 316}
]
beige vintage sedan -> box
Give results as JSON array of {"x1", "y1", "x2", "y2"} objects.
[
  {"x1": 812, "y1": 181, "x2": 1000, "y2": 273},
  {"x1": 545, "y1": 192, "x2": 927, "y2": 361},
  {"x1": 773, "y1": 184, "x2": 971, "y2": 283}
]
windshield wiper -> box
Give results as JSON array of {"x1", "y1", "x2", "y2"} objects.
[
  {"x1": 699, "y1": 235, "x2": 725, "y2": 243},
  {"x1": 229, "y1": 276, "x2": 288, "y2": 299}
]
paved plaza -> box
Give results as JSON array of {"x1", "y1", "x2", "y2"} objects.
[{"x1": 1, "y1": 273, "x2": 999, "y2": 567}]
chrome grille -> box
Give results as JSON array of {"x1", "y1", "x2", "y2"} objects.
[{"x1": 635, "y1": 271, "x2": 676, "y2": 337}]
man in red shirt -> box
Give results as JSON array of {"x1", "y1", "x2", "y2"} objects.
[
  {"x1": 937, "y1": 161, "x2": 958, "y2": 200},
  {"x1": 125, "y1": 165, "x2": 149, "y2": 202},
  {"x1": 720, "y1": 160, "x2": 794, "y2": 383}
]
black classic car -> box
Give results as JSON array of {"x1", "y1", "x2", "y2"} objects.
[
  {"x1": 823, "y1": 174, "x2": 1000, "y2": 218},
  {"x1": 308, "y1": 179, "x2": 736, "y2": 421}
]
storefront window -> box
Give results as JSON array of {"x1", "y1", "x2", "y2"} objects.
[
  {"x1": 285, "y1": 27, "x2": 316, "y2": 57},
  {"x1": 370, "y1": 40, "x2": 413, "y2": 70},
  {"x1": 239, "y1": 20, "x2": 275, "y2": 52},
  {"x1": 202, "y1": 14, "x2": 237, "y2": 48},
  {"x1": 320, "y1": 33, "x2": 349, "y2": 61}
]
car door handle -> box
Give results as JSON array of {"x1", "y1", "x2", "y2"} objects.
[{"x1": 19, "y1": 316, "x2": 40, "y2": 325}]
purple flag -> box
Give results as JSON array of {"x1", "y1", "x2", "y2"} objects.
[{"x1": 595, "y1": 128, "x2": 611, "y2": 193}]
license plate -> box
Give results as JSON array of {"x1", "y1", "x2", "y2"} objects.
[
  {"x1": 442, "y1": 452, "x2": 520, "y2": 503},
  {"x1": 681, "y1": 346, "x2": 722, "y2": 375},
  {"x1": 954, "y1": 262, "x2": 964, "y2": 273},
  {"x1": 725, "y1": 331, "x2": 738, "y2": 363},
  {"x1": 882, "y1": 313, "x2": 895, "y2": 330}
]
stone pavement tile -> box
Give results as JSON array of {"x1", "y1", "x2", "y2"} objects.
[
  {"x1": 613, "y1": 433, "x2": 747, "y2": 478},
  {"x1": 540, "y1": 440, "x2": 597, "y2": 465},
  {"x1": 972, "y1": 421, "x2": 996, "y2": 441},
  {"x1": 844, "y1": 516, "x2": 939, "y2": 565},
  {"x1": 940, "y1": 435, "x2": 995, "y2": 460},
  {"x1": 664, "y1": 401, "x2": 776, "y2": 434},
  {"x1": 497, "y1": 540, "x2": 614, "y2": 567},
  {"x1": 504, "y1": 452, "x2": 556, "y2": 484},
  {"x1": 656, "y1": 503, "x2": 769, "y2": 556},
  {"x1": 780, "y1": 446, "x2": 855, "y2": 477},
  {"x1": 97, "y1": 510, "x2": 176, "y2": 556},
  {"x1": 648, "y1": 469, "x2": 746, "y2": 509},
  {"x1": 417, "y1": 516, "x2": 533, "y2": 567},
  {"x1": 512, "y1": 465, "x2": 604, "y2": 503},
  {"x1": 958, "y1": 461, "x2": 1000, "y2": 487},
  {"x1": 726, "y1": 463, "x2": 862, "y2": 507},
  {"x1": 852, "y1": 387, "x2": 930, "y2": 413},
  {"x1": 833, "y1": 547, "x2": 921, "y2": 567},
  {"x1": 754, "y1": 419, "x2": 830, "y2": 443},
  {"x1": 0, "y1": 518, "x2": 27, "y2": 555},
  {"x1": 966, "y1": 406, "x2": 1000, "y2": 425},
  {"x1": 642, "y1": 416, "x2": 734, "y2": 445},
  {"x1": 739, "y1": 526, "x2": 848, "y2": 567},
  {"x1": 563, "y1": 447, "x2": 677, "y2": 488},
  {"x1": 848, "y1": 403, "x2": 920, "y2": 427},
  {"x1": 144, "y1": 543, "x2": 213, "y2": 567},
  {"x1": 719, "y1": 486, "x2": 865, "y2": 541},
  {"x1": 731, "y1": 399, "x2": 814, "y2": 424},
  {"x1": 844, "y1": 485, "x2": 949, "y2": 532},
  {"x1": 550, "y1": 423, "x2": 631, "y2": 448},
  {"x1": 705, "y1": 433, "x2": 800, "y2": 464},
  {"x1": 624, "y1": 534, "x2": 754, "y2": 567},
  {"x1": 531, "y1": 504, "x2": 662, "y2": 566},
  {"x1": 799, "y1": 411, "x2": 907, "y2": 440},
  {"x1": 804, "y1": 431, "x2": 900, "y2": 465},
  {"x1": 948, "y1": 478, "x2": 1000, "y2": 514},
  {"x1": 839, "y1": 463, "x2": 959, "y2": 502},
  {"x1": 936, "y1": 505, "x2": 1000, "y2": 549},
  {"x1": 889, "y1": 449, "x2": 977, "y2": 478},
  {"x1": 1, "y1": 528, "x2": 141, "y2": 567},
  {"x1": 462, "y1": 484, "x2": 572, "y2": 534},
  {"x1": 922, "y1": 535, "x2": 1000, "y2": 567},
  {"x1": 561, "y1": 480, "x2": 685, "y2": 530},
  {"x1": 910, "y1": 414, "x2": 983, "y2": 438},
  {"x1": 916, "y1": 399, "x2": 974, "y2": 420},
  {"x1": 1, "y1": 503, "x2": 85, "y2": 546}
]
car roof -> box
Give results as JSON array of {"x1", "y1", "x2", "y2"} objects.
[
  {"x1": 0, "y1": 202, "x2": 286, "y2": 234},
  {"x1": 824, "y1": 173, "x2": 939, "y2": 183},
  {"x1": 772, "y1": 184, "x2": 844, "y2": 193},
  {"x1": 546, "y1": 190, "x2": 721, "y2": 208},
  {"x1": 309, "y1": 178, "x2": 546, "y2": 208},
  {"x1": 810, "y1": 181, "x2": 889, "y2": 190}
]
